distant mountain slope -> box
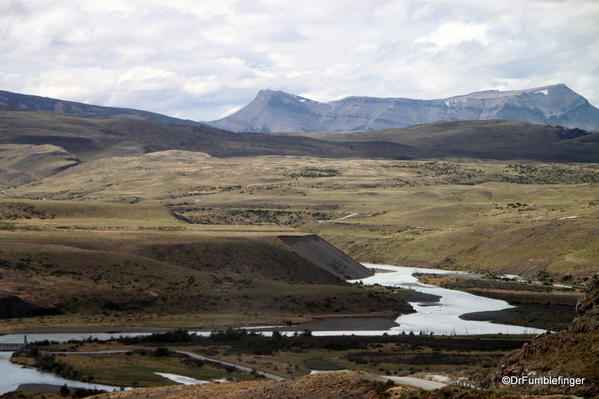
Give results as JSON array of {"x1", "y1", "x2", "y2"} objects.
[
  {"x1": 0, "y1": 90, "x2": 204, "y2": 127},
  {"x1": 208, "y1": 84, "x2": 599, "y2": 132},
  {"x1": 209, "y1": 90, "x2": 331, "y2": 133}
]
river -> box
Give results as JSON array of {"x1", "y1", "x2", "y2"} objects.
[
  {"x1": 0, "y1": 264, "x2": 544, "y2": 393},
  {"x1": 349, "y1": 264, "x2": 546, "y2": 335},
  {"x1": 0, "y1": 352, "x2": 122, "y2": 395}
]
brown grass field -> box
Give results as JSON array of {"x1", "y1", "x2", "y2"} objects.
[
  {"x1": 1, "y1": 145, "x2": 598, "y2": 333},
  {"x1": 5, "y1": 152, "x2": 597, "y2": 279}
]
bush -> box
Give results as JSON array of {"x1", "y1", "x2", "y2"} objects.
[{"x1": 152, "y1": 347, "x2": 170, "y2": 357}]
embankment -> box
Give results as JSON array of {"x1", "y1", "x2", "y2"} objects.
[{"x1": 278, "y1": 235, "x2": 373, "y2": 279}]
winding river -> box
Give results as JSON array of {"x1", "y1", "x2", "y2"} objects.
[
  {"x1": 0, "y1": 264, "x2": 544, "y2": 393},
  {"x1": 349, "y1": 264, "x2": 546, "y2": 336}
]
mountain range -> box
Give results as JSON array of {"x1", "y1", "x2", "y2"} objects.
[
  {"x1": 208, "y1": 84, "x2": 599, "y2": 132},
  {"x1": 1, "y1": 87, "x2": 599, "y2": 171},
  {"x1": 3, "y1": 84, "x2": 599, "y2": 134}
]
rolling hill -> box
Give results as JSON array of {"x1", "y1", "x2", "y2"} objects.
[
  {"x1": 0, "y1": 108, "x2": 418, "y2": 165},
  {"x1": 297, "y1": 119, "x2": 599, "y2": 162},
  {"x1": 209, "y1": 84, "x2": 599, "y2": 132},
  {"x1": 1, "y1": 108, "x2": 599, "y2": 169},
  {"x1": 0, "y1": 144, "x2": 80, "y2": 188}
]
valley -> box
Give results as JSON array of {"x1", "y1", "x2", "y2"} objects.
[
  {"x1": 1, "y1": 96, "x2": 597, "y2": 398},
  {"x1": 3, "y1": 0, "x2": 598, "y2": 396}
]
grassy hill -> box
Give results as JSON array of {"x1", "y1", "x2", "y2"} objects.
[
  {"x1": 86, "y1": 370, "x2": 578, "y2": 399},
  {"x1": 3, "y1": 110, "x2": 599, "y2": 168},
  {"x1": 0, "y1": 108, "x2": 417, "y2": 164},
  {"x1": 296, "y1": 119, "x2": 599, "y2": 162},
  {"x1": 0, "y1": 199, "x2": 412, "y2": 331},
  {"x1": 0, "y1": 144, "x2": 79, "y2": 188}
]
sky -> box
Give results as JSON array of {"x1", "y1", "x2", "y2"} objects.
[{"x1": 1, "y1": 0, "x2": 598, "y2": 121}]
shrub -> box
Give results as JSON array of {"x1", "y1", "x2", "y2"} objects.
[{"x1": 152, "y1": 347, "x2": 170, "y2": 357}]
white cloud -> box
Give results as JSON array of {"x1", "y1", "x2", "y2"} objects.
[
  {"x1": 416, "y1": 22, "x2": 490, "y2": 49},
  {"x1": 0, "y1": 0, "x2": 598, "y2": 120}
]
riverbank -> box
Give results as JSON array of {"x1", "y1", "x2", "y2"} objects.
[
  {"x1": 9, "y1": 349, "x2": 258, "y2": 388},
  {"x1": 6, "y1": 383, "x2": 105, "y2": 396},
  {"x1": 415, "y1": 274, "x2": 582, "y2": 330},
  {"x1": 0, "y1": 351, "x2": 121, "y2": 396},
  {"x1": 8, "y1": 326, "x2": 172, "y2": 335},
  {"x1": 0, "y1": 313, "x2": 311, "y2": 335},
  {"x1": 2, "y1": 265, "x2": 551, "y2": 339},
  {"x1": 2, "y1": 285, "x2": 438, "y2": 336}
]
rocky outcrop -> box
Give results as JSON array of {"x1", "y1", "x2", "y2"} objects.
[
  {"x1": 570, "y1": 274, "x2": 599, "y2": 332},
  {"x1": 490, "y1": 275, "x2": 599, "y2": 396},
  {"x1": 209, "y1": 84, "x2": 599, "y2": 132}
]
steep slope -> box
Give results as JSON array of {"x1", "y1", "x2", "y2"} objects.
[
  {"x1": 278, "y1": 235, "x2": 373, "y2": 279},
  {"x1": 209, "y1": 90, "x2": 331, "y2": 132},
  {"x1": 209, "y1": 84, "x2": 599, "y2": 132},
  {"x1": 570, "y1": 274, "x2": 599, "y2": 333},
  {"x1": 0, "y1": 91, "x2": 203, "y2": 127}
]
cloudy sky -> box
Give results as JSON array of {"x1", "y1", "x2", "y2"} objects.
[{"x1": 2, "y1": 0, "x2": 598, "y2": 121}]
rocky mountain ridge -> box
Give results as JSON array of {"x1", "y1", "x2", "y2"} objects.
[{"x1": 209, "y1": 84, "x2": 599, "y2": 132}]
